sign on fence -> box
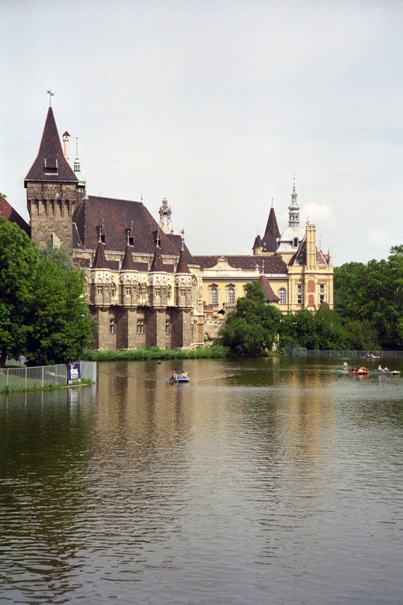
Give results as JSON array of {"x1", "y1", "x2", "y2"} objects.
[{"x1": 67, "y1": 362, "x2": 81, "y2": 385}]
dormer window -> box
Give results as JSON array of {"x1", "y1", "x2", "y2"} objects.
[{"x1": 44, "y1": 158, "x2": 58, "y2": 175}]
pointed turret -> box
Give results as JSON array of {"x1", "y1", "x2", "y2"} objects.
[
  {"x1": 176, "y1": 230, "x2": 190, "y2": 274},
  {"x1": 252, "y1": 234, "x2": 263, "y2": 255},
  {"x1": 121, "y1": 244, "x2": 136, "y2": 270},
  {"x1": 258, "y1": 275, "x2": 280, "y2": 303},
  {"x1": 92, "y1": 241, "x2": 108, "y2": 268},
  {"x1": 25, "y1": 108, "x2": 77, "y2": 185},
  {"x1": 25, "y1": 106, "x2": 79, "y2": 250},
  {"x1": 261, "y1": 205, "x2": 280, "y2": 252},
  {"x1": 150, "y1": 232, "x2": 164, "y2": 272}
]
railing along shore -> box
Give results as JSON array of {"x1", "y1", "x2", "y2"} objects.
[
  {"x1": 0, "y1": 361, "x2": 97, "y2": 393},
  {"x1": 289, "y1": 349, "x2": 403, "y2": 359}
]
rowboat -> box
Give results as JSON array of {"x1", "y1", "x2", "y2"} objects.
[
  {"x1": 348, "y1": 368, "x2": 400, "y2": 376},
  {"x1": 169, "y1": 375, "x2": 189, "y2": 383}
]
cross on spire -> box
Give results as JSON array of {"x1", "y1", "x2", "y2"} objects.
[{"x1": 46, "y1": 89, "x2": 55, "y2": 106}]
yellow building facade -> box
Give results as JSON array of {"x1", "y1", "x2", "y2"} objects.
[{"x1": 192, "y1": 184, "x2": 333, "y2": 337}]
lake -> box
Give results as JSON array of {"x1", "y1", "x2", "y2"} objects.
[{"x1": 1, "y1": 357, "x2": 403, "y2": 604}]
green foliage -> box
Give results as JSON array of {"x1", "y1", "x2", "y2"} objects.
[
  {"x1": 0, "y1": 220, "x2": 93, "y2": 366},
  {"x1": 0, "y1": 218, "x2": 39, "y2": 366},
  {"x1": 334, "y1": 245, "x2": 403, "y2": 349},
  {"x1": 82, "y1": 344, "x2": 230, "y2": 362},
  {"x1": 25, "y1": 250, "x2": 94, "y2": 365},
  {"x1": 278, "y1": 306, "x2": 351, "y2": 351},
  {"x1": 221, "y1": 282, "x2": 282, "y2": 356}
]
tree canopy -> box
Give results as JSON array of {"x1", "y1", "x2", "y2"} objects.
[
  {"x1": 0, "y1": 218, "x2": 38, "y2": 366},
  {"x1": 221, "y1": 281, "x2": 282, "y2": 356},
  {"x1": 334, "y1": 246, "x2": 403, "y2": 349},
  {"x1": 0, "y1": 218, "x2": 93, "y2": 367}
]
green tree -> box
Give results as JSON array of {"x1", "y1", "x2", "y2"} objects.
[
  {"x1": 25, "y1": 248, "x2": 94, "y2": 366},
  {"x1": 221, "y1": 281, "x2": 282, "y2": 356},
  {"x1": 0, "y1": 218, "x2": 93, "y2": 367},
  {"x1": 278, "y1": 306, "x2": 351, "y2": 351},
  {"x1": 0, "y1": 218, "x2": 38, "y2": 366},
  {"x1": 334, "y1": 246, "x2": 403, "y2": 349}
]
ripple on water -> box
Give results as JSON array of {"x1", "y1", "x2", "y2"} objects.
[{"x1": 1, "y1": 359, "x2": 403, "y2": 604}]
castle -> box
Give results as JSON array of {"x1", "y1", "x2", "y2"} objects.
[{"x1": 2, "y1": 104, "x2": 333, "y2": 349}]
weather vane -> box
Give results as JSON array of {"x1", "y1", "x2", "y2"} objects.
[{"x1": 46, "y1": 89, "x2": 55, "y2": 107}]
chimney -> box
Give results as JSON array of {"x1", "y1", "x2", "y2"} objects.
[{"x1": 63, "y1": 131, "x2": 70, "y2": 162}]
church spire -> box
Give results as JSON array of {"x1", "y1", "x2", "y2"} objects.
[
  {"x1": 73, "y1": 137, "x2": 86, "y2": 191},
  {"x1": 288, "y1": 175, "x2": 300, "y2": 228}
]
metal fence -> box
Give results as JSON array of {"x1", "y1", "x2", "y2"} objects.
[
  {"x1": 0, "y1": 361, "x2": 97, "y2": 392},
  {"x1": 289, "y1": 349, "x2": 403, "y2": 360}
]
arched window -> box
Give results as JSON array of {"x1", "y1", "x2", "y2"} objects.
[
  {"x1": 227, "y1": 285, "x2": 235, "y2": 304},
  {"x1": 278, "y1": 288, "x2": 286, "y2": 305},
  {"x1": 210, "y1": 285, "x2": 218, "y2": 306}
]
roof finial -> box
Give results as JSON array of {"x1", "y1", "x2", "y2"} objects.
[
  {"x1": 46, "y1": 89, "x2": 55, "y2": 107},
  {"x1": 293, "y1": 172, "x2": 296, "y2": 192},
  {"x1": 271, "y1": 197, "x2": 274, "y2": 208},
  {"x1": 180, "y1": 228, "x2": 185, "y2": 251}
]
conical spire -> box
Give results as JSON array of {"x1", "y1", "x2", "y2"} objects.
[
  {"x1": 150, "y1": 230, "x2": 164, "y2": 272},
  {"x1": 92, "y1": 241, "x2": 108, "y2": 268},
  {"x1": 121, "y1": 244, "x2": 136, "y2": 270},
  {"x1": 176, "y1": 230, "x2": 190, "y2": 274},
  {"x1": 258, "y1": 275, "x2": 280, "y2": 302},
  {"x1": 261, "y1": 204, "x2": 280, "y2": 252},
  {"x1": 25, "y1": 107, "x2": 78, "y2": 184}
]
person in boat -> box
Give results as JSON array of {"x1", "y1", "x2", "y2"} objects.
[
  {"x1": 378, "y1": 364, "x2": 385, "y2": 373},
  {"x1": 171, "y1": 370, "x2": 177, "y2": 380},
  {"x1": 180, "y1": 370, "x2": 188, "y2": 379},
  {"x1": 358, "y1": 366, "x2": 368, "y2": 373}
]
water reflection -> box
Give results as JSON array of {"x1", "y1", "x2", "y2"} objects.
[{"x1": 1, "y1": 358, "x2": 403, "y2": 604}]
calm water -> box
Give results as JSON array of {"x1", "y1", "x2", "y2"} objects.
[{"x1": 1, "y1": 357, "x2": 403, "y2": 605}]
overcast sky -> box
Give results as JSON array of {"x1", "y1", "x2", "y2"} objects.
[{"x1": 1, "y1": 0, "x2": 402, "y2": 266}]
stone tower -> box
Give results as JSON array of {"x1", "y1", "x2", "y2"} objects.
[{"x1": 25, "y1": 107, "x2": 79, "y2": 250}]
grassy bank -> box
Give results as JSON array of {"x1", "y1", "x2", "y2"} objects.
[{"x1": 81, "y1": 344, "x2": 230, "y2": 362}]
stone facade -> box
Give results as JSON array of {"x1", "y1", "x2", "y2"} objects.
[
  {"x1": 24, "y1": 107, "x2": 204, "y2": 351},
  {"x1": 12, "y1": 105, "x2": 334, "y2": 350}
]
